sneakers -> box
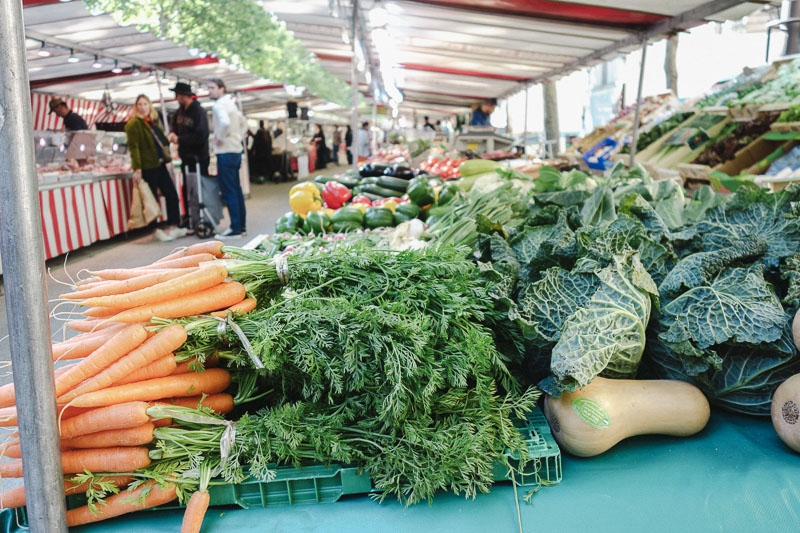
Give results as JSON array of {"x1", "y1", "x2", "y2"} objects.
[
  {"x1": 154, "y1": 228, "x2": 175, "y2": 242},
  {"x1": 168, "y1": 227, "x2": 188, "y2": 238},
  {"x1": 215, "y1": 228, "x2": 242, "y2": 239}
]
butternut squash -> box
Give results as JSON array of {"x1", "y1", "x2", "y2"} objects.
[
  {"x1": 771, "y1": 374, "x2": 800, "y2": 453},
  {"x1": 543, "y1": 377, "x2": 710, "y2": 457},
  {"x1": 793, "y1": 310, "x2": 800, "y2": 352}
]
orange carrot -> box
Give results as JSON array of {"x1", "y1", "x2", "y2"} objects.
[
  {"x1": 61, "y1": 422, "x2": 155, "y2": 450},
  {"x1": 106, "y1": 281, "x2": 246, "y2": 324},
  {"x1": 57, "y1": 325, "x2": 187, "y2": 404},
  {"x1": 136, "y1": 253, "x2": 215, "y2": 271},
  {"x1": 60, "y1": 401, "x2": 151, "y2": 440},
  {"x1": 80, "y1": 264, "x2": 229, "y2": 309},
  {"x1": 210, "y1": 297, "x2": 257, "y2": 318},
  {"x1": 0, "y1": 447, "x2": 150, "y2": 477},
  {"x1": 153, "y1": 417, "x2": 172, "y2": 427},
  {"x1": 156, "y1": 241, "x2": 225, "y2": 265},
  {"x1": 172, "y1": 355, "x2": 219, "y2": 375},
  {"x1": 181, "y1": 490, "x2": 211, "y2": 533},
  {"x1": 66, "y1": 480, "x2": 177, "y2": 527},
  {"x1": 88, "y1": 268, "x2": 189, "y2": 281},
  {"x1": 69, "y1": 368, "x2": 231, "y2": 408},
  {"x1": 67, "y1": 318, "x2": 125, "y2": 333},
  {"x1": 0, "y1": 362, "x2": 78, "y2": 410},
  {"x1": 0, "y1": 404, "x2": 95, "y2": 428},
  {"x1": 83, "y1": 306, "x2": 122, "y2": 318},
  {"x1": 113, "y1": 354, "x2": 177, "y2": 386},
  {"x1": 51, "y1": 324, "x2": 129, "y2": 360},
  {"x1": 0, "y1": 476, "x2": 133, "y2": 509},
  {"x1": 163, "y1": 393, "x2": 234, "y2": 415},
  {"x1": 55, "y1": 325, "x2": 148, "y2": 398},
  {"x1": 61, "y1": 269, "x2": 197, "y2": 300}
]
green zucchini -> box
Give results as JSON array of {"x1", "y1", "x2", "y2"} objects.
[
  {"x1": 377, "y1": 176, "x2": 409, "y2": 192},
  {"x1": 360, "y1": 184, "x2": 400, "y2": 198}
]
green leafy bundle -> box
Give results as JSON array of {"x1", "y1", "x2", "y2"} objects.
[{"x1": 161, "y1": 245, "x2": 539, "y2": 504}]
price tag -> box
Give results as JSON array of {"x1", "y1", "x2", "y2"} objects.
[{"x1": 467, "y1": 143, "x2": 478, "y2": 151}]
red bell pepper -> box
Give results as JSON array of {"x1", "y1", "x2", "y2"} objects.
[
  {"x1": 321, "y1": 181, "x2": 352, "y2": 209},
  {"x1": 350, "y1": 195, "x2": 373, "y2": 206}
]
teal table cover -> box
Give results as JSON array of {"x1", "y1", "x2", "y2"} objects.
[{"x1": 3, "y1": 410, "x2": 799, "y2": 532}]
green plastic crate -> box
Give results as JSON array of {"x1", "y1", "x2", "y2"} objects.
[{"x1": 12, "y1": 406, "x2": 560, "y2": 524}]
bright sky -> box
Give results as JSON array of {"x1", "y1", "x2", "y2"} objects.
[{"x1": 506, "y1": 17, "x2": 788, "y2": 142}]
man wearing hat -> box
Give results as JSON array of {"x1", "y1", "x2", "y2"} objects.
[
  {"x1": 48, "y1": 98, "x2": 88, "y2": 131},
  {"x1": 167, "y1": 82, "x2": 209, "y2": 231}
]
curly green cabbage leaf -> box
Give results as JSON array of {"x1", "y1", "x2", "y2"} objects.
[{"x1": 541, "y1": 252, "x2": 658, "y2": 396}]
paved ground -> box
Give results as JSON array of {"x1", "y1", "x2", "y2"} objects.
[{"x1": 0, "y1": 164, "x2": 350, "y2": 386}]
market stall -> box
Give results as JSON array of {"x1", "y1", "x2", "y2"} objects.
[{"x1": 4, "y1": 1, "x2": 800, "y2": 533}]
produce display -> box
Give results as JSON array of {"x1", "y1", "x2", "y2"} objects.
[
  {"x1": 619, "y1": 112, "x2": 694, "y2": 155},
  {"x1": 4, "y1": 151, "x2": 800, "y2": 532},
  {"x1": 692, "y1": 112, "x2": 778, "y2": 167}
]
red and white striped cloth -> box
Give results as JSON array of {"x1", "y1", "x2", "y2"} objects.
[
  {"x1": 36, "y1": 177, "x2": 164, "y2": 260},
  {"x1": 30, "y1": 93, "x2": 132, "y2": 131}
]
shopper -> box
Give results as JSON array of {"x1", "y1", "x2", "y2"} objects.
[
  {"x1": 167, "y1": 82, "x2": 209, "y2": 232},
  {"x1": 357, "y1": 121, "x2": 371, "y2": 160},
  {"x1": 470, "y1": 98, "x2": 497, "y2": 126},
  {"x1": 48, "y1": 98, "x2": 89, "y2": 131},
  {"x1": 312, "y1": 123, "x2": 328, "y2": 171},
  {"x1": 250, "y1": 120, "x2": 273, "y2": 182},
  {"x1": 423, "y1": 116, "x2": 435, "y2": 131},
  {"x1": 331, "y1": 125, "x2": 342, "y2": 165},
  {"x1": 345, "y1": 125, "x2": 353, "y2": 165},
  {"x1": 208, "y1": 78, "x2": 248, "y2": 238},
  {"x1": 125, "y1": 94, "x2": 184, "y2": 242}
]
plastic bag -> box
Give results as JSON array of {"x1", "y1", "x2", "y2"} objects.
[
  {"x1": 139, "y1": 179, "x2": 161, "y2": 223},
  {"x1": 128, "y1": 179, "x2": 161, "y2": 229}
]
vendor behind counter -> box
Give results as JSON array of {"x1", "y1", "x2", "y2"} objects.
[{"x1": 470, "y1": 98, "x2": 497, "y2": 127}]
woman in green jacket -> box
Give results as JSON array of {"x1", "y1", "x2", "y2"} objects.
[{"x1": 126, "y1": 94, "x2": 184, "y2": 241}]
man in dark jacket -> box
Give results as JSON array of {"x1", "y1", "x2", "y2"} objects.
[
  {"x1": 168, "y1": 82, "x2": 209, "y2": 229},
  {"x1": 49, "y1": 98, "x2": 89, "y2": 131}
]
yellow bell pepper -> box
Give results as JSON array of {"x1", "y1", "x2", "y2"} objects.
[
  {"x1": 289, "y1": 189, "x2": 322, "y2": 217},
  {"x1": 290, "y1": 182, "x2": 321, "y2": 199},
  {"x1": 433, "y1": 185, "x2": 442, "y2": 204},
  {"x1": 382, "y1": 200, "x2": 398, "y2": 213},
  {"x1": 351, "y1": 203, "x2": 368, "y2": 214},
  {"x1": 321, "y1": 207, "x2": 336, "y2": 219}
]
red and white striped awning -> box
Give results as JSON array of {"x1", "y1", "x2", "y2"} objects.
[{"x1": 21, "y1": 0, "x2": 312, "y2": 116}]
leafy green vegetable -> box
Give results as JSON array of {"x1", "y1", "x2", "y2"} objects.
[{"x1": 543, "y1": 253, "x2": 657, "y2": 395}]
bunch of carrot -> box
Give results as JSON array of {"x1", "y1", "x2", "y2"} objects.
[{"x1": 0, "y1": 241, "x2": 258, "y2": 531}]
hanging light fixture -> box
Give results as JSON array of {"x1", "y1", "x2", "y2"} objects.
[
  {"x1": 111, "y1": 61, "x2": 123, "y2": 74},
  {"x1": 37, "y1": 41, "x2": 51, "y2": 57},
  {"x1": 91, "y1": 56, "x2": 103, "y2": 69},
  {"x1": 67, "y1": 49, "x2": 80, "y2": 63}
]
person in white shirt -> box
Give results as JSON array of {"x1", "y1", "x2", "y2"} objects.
[
  {"x1": 208, "y1": 78, "x2": 248, "y2": 238},
  {"x1": 357, "y1": 121, "x2": 371, "y2": 160}
]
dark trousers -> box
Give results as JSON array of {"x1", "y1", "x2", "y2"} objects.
[
  {"x1": 142, "y1": 165, "x2": 179, "y2": 226},
  {"x1": 217, "y1": 152, "x2": 246, "y2": 233},
  {"x1": 346, "y1": 148, "x2": 353, "y2": 165}
]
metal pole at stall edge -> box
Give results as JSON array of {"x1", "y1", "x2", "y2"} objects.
[
  {"x1": 523, "y1": 85, "x2": 529, "y2": 156},
  {"x1": 629, "y1": 37, "x2": 648, "y2": 168},
  {"x1": 0, "y1": 1, "x2": 69, "y2": 531},
  {"x1": 351, "y1": 0, "x2": 360, "y2": 171}
]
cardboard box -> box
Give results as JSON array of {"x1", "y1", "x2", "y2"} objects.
[
  {"x1": 727, "y1": 105, "x2": 761, "y2": 122},
  {"x1": 770, "y1": 122, "x2": 800, "y2": 133}
]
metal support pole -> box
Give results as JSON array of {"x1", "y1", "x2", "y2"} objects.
[
  {"x1": 0, "y1": 1, "x2": 69, "y2": 531},
  {"x1": 543, "y1": 80, "x2": 560, "y2": 158},
  {"x1": 155, "y1": 72, "x2": 169, "y2": 133},
  {"x1": 371, "y1": 97, "x2": 378, "y2": 154},
  {"x1": 350, "y1": 0, "x2": 360, "y2": 170},
  {"x1": 523, "y1": 86, "x2": 529, "y2": 156},
  {"x1": 629, "y1": 38, "x2": 648, "y2": 168}
]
